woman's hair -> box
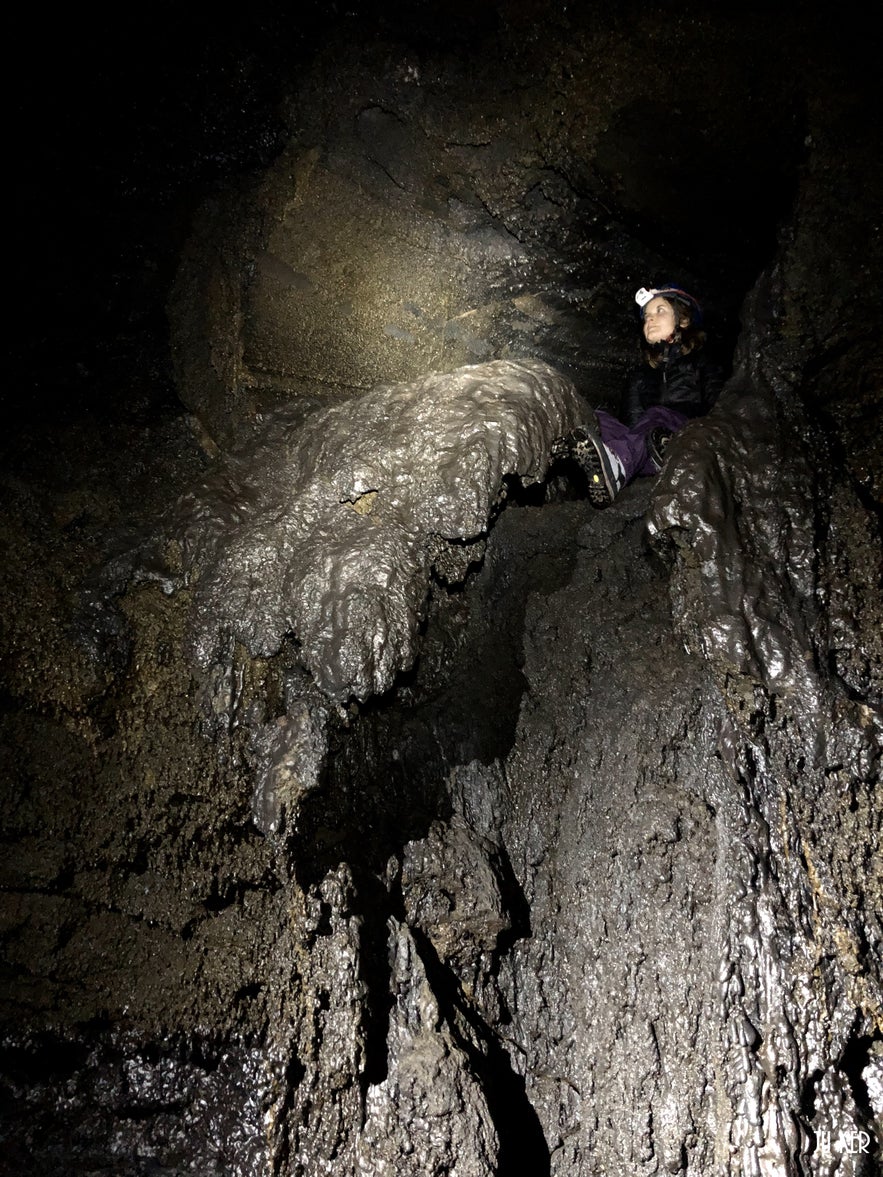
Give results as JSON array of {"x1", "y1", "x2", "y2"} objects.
[{"x1": 641, "y1": 296, "x2": 707, "y2": 367}]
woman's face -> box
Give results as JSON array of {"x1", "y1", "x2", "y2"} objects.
[{"x1": 643, "y1": 296, "x2": 677, "y2": 344}]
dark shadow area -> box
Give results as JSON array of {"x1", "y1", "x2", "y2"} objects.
[
  {"x1": 840, "y1": 1033, "x2": 883, "y2": 1160},
  {"x1": 353, "y1": 869, "x2": 400, "y2": 1089},
  {"x1": 9, "y1": 5, "x2": 341, "y2": 426},
  {"x1": 593, "y1": 94, "x2": 804, "y2": 300},
  {"x1": 292, "y1": 498, "x2": 581, "y2": 890},
  {"x1": 410, "y1": 925, "x2": 552, "y2": 1175}
]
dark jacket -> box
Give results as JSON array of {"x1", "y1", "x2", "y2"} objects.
[{"x1": 623, "y1": 346, "x2": 725, "y2": 427}]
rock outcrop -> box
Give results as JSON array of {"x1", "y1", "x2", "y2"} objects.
[{"x1": 2, "y1": 5, "x2": 880, "y2": 1177}]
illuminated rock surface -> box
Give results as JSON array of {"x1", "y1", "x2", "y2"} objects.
[
  {"x1": 176, "y1": 358, "x2": 585, "y2": 703},
  {"x1": 2, "y1": 5, "x2": 880, "y2": 1177}
]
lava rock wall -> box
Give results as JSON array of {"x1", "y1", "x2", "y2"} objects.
[
  {"x1": 2, "y1": 5, "x2": 880, "y2": 1177},
  {"x1": 167, "y1": 6, "x2": 801, "y2": 449}
]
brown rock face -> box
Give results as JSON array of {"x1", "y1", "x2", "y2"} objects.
[{"x1": 3, "y1": 5, "x2": 880, "y2": 1176}]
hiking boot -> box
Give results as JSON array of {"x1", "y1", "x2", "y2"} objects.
[
  {"x1": 647, "y1": 427, "x2": 674, "y2": 471},
  {"x1": 564, "y1": 425, "x2": 626, "y2": 508},
  {"x1": 550, "y1": 427, "x2": 590, "y2": 463}
]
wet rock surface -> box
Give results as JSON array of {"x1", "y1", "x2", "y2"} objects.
[
  {"x1": 3, "y1": 4, "x2": 881, "y2": 1176},
  {"x1": 166, "y1": 356, "x2": 585, "y2": 834},
  {"x1": 173, "y1": 358, "x2": 585, "y2": 700}
]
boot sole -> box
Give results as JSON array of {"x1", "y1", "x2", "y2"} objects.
[{"x1": 571, "y1": 431, "x2": 617, "y2": 507}]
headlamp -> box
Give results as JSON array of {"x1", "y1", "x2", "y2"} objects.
[{"x1": 635, "y1": 287, "x2": 656, "y2": 308}]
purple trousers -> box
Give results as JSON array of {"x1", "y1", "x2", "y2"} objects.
[{"x1": 596, "y1": 405, "x2": 688, "y2": 482}]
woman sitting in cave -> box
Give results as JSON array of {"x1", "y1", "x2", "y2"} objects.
[{"x1": 554, "y1": 283, "x2": 725, "y2": 507}]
